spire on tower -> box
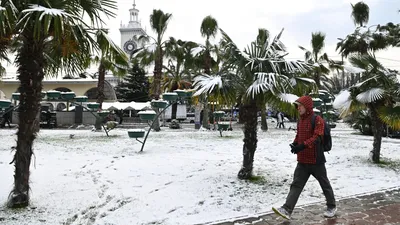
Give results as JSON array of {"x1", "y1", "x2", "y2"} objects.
[{"x1": 133, "y1": 0, "x2": 136, "y2": 8}]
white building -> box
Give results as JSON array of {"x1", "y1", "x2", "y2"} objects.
[
  {"x1": 119, "y1": 0, "x2": 147, "y2": 56},
  {"x1": 104, "y1": 0, "x2": 149, "y2": 88}
]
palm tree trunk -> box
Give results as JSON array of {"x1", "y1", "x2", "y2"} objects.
[
  {"x1": 341, "y1": 55, "x2": 345, "y2": 88},
  {"x1": 9, "y1": 37, "x2": 44, "y2": 208},
  {"x1": 200, "y1": 48, "x2": 212, "y2": 129},
  {"x1": 202, "y1": 99, "x2": 209, "y2": 129},
  {"x1": 151, "y1": 48, "x2": 163, "y2": 132},
  {"x1": 369, "y1": 104, "x2": 384, "y2": 163},
  {"x1": 315, "y1": 72, "x2": 321, "y2": 89},
  {"x1": 238, "y1": 101, "x2": 258, "y2": 179},
  {"x1": 96, "y1": 64, "x2": 106, "y2": 109},
  {"x1": 261, "y1": 104, "x2": 268, "y2": 131},
  {"x1": 204, "y1": 50, "x2": 211, "y2": 75}
]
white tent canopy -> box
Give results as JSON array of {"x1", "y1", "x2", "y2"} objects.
[{"x1": 102, "y1": 101, "x2": 151, "y2": 111}]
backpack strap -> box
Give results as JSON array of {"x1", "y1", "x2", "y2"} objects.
[{"x1": 311, "y1": 114, "x2": 317, "y2": 130}]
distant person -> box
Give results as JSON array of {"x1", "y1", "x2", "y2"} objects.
[
  {"x1": 1, "y1": 106, "x2": 13, "y2": 128},
  {"x1": 279, "y1": 112, "x2": 285, "y2": 128},
  {"x1": 276, "y1": 112, "x2": 285, "y2": 129},
  {"x1": 272, "y1": 95, "x2": 336, "y2": 220}
]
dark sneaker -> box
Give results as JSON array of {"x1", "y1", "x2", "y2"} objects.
[
  {"x1": 323, "y1": 207, "x2": 337, "y2": 218},
  {"x1": 272, "y1": 206, "x2": 291, "y2": 220}
]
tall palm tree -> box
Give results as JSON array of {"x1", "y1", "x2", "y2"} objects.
[
  {"x1": 299, "y1": 32, "x2": 332, "y2": 89},
  {"x1": 163, "y1": 37, "x2": 197, "y2": 119},
  {"x1": 193, "y1": 28, "x2": 313, "y2": 179},
  {"x1": 333, "y1": 54, "x2": 400, "y2": 163},
  {"x1": 351, "y1": 1, "x2": 370, "y2": 27},
  {"x1": 134, "y1": 9, "x2": 172, "y2": 131},
  {"x1": 338, "y1": 1, "x2": 391, "y2": 58},
  {"x1": 0, "y1": 0, "x2": 118, "y2": 208},
  {"x1": 196, "y1": 16, "x2": 219, "y2": 129},
  {"x1": 93, "y1": 30, "x2": 129, "y2": 110}
]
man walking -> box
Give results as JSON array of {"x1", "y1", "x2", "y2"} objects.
[{"x1": 272, "y1": 96, "x2": 336, "y2": 220}]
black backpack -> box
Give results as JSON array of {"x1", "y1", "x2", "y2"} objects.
[{"x1": 311, "y1": 114, "x2": 332, "y2": 152}]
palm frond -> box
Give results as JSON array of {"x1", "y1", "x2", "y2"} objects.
[
  {"x1": 333, "y1": 89, "x2": 352, "y2": 115},
  {"x1": 193, "y1": 74, "x2": 223, "y2": 96},
  {"x1": 378, "y1": 106, "x2": 400, "y2": 130},
  {"x1": 191, "y1": 46, "x2": 204, "y2": 57},
  {"x1": 278, "y1": 93, "x2": 299, "y2": 104},
  {"x1": 18, "y1": 4, "x2": 77, "y2": 39},
  {"x1": 333, "y1": 89, "x2": 367, "y2": 117},
  {"x1": 246, "y1": 72, "x2": 281, "y2": 98},
  {"x1": 192, "y1": 73, "x2": 237, "y2": 105},
  {"x1": 356, "y1": 87, "x2": 385, "y2": 103}
]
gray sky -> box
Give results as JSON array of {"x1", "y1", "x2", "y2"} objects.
[{"x1": 3, "y1": 0, "x2": 400, "y2": 75}]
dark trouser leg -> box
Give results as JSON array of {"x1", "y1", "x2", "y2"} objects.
[
  {"x1": 283, "y1": 163, "x2": 310, "y2": 213},
  {"x1": 311, "y1": 164, "x2": 336, "y2": 208}
]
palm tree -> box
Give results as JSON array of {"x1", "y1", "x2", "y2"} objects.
[
  {"x1": 0, "y1": 0, "x2": 118, "y2": 208},
  {"x1": 134, "y1": 9, "x2": 172, "y2": 131},
  {"x1": 163, "y1": 37, "x2": 197, "y2": 119},
  {"x1": 299, "y1": 32, "x2": 333, "y2": 89},
  {"x1": 93, "y1": 30, "x2": 129, "y2": 110},
  {"x1": 198, "y1": 16, "x2": 219, "y2": 129},
  {"x1": 338, "y1": 1, "x2": 391, "y2": 58},
  {"x1": 351, "y1": 1, "x2": 370, "y2": 27},
  {"x1": 333, "y1": 54, "x2": 400, "y2": 163},
  {"x1": 336, "y1": 27, "x2": 389, "y2": 58},
  {"x1": 193, "y1": 28, "x2": 313, "y2": 179}
]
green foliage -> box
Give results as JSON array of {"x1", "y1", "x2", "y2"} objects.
[
  {"x1": 115, "y1": 64, "x2": 150, "y2": 102},
  {"x1": 378, "y1": 106, "x2": 400, "y2": 130},
  {"x1": 376, "y1": 158, "x2": 400, "y2": 171},
  {"x1": 247, "y1": 175, "x2": 267, "y2": 185},
  {"x1": 163, "y1": 38, "x2": 197, "y2": 91},
  {"x1": 93, "y1": 30, "x2": 129, "y2": 78}
]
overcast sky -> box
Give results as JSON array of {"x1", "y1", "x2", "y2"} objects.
[{"x1": 3, "y1": 0, "x2": 400, "y2": 75}]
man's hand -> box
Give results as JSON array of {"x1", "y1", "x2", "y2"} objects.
[
  {"x1": 289, "y1": 142, "x2": 297, "y2": 153},
  {"x1": 291, "y1": 143, "x2": 305, "y2": 154}
]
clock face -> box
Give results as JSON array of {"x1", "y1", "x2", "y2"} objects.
[{"x1": 123, "y1": 40, "x2": 136, "y2": 53}]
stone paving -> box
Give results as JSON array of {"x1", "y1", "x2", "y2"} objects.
[{"x1": 206, "y1": 188, "x2": 400, "y2": 225}]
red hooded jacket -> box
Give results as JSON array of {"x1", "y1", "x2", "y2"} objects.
[{"x1": 294, "y1": 96, "x2": 326, "y2": 164}]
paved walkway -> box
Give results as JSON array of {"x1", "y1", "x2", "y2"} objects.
[{"x1": 206, "y1": 188, "x2": 400, "y2": 225}]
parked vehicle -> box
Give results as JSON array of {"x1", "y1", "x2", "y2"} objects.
[{"x1": 40, "y1": 103, "x2": 57, "y2": 128}]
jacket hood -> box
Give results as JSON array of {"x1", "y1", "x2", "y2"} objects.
[{"x1": 295, "y1": 96, "x2": 314, "y2": 114}]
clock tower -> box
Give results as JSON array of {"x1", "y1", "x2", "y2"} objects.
[{"x1": 119, "y1": 0, "x2": 147, "y2": 55}]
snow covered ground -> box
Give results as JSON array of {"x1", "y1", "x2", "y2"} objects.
[{"x1": 0, "y1": 122, "x2": 400, "y2": 225}]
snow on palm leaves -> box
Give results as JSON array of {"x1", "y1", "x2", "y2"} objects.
[{"x1": 193, "y1": 28, "x2": 313, "y2": 102}]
